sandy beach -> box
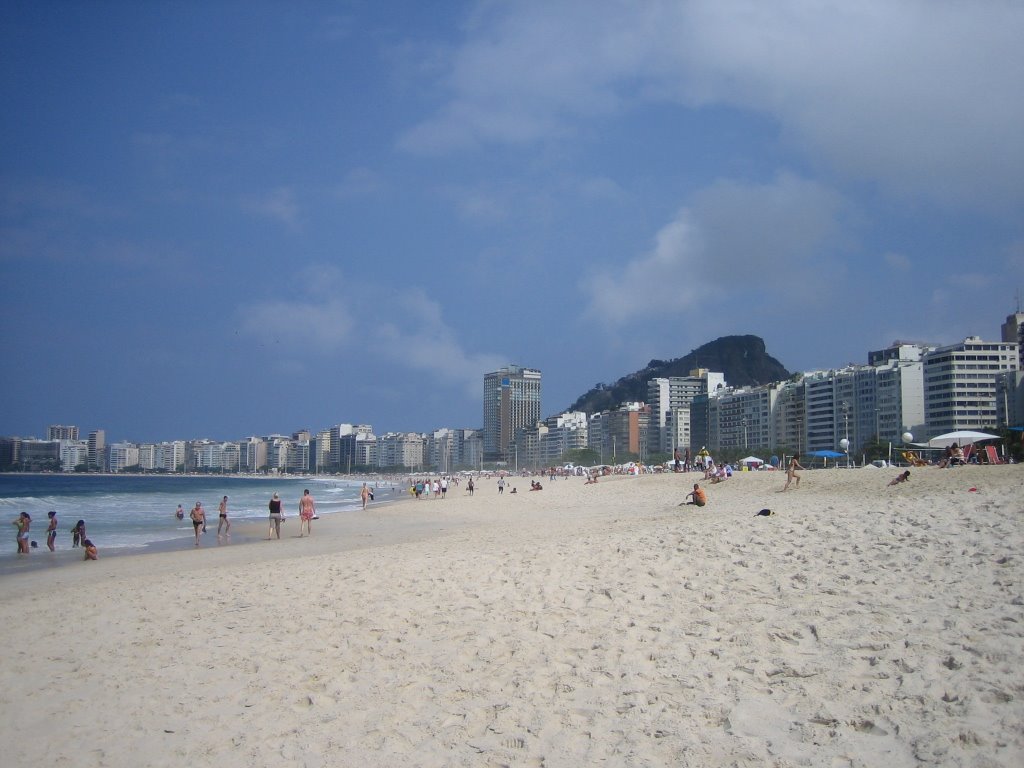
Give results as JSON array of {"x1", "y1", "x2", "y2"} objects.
[{"x1": 1, "y1": 466, "x2": 1021, "y2": 767}]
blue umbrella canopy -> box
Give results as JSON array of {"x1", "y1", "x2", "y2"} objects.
[{"x1": 809, "y1": 450, "x2": 845, "y2": 458}]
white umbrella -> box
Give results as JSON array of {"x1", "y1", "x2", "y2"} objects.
[
  {"x1": 927, "y1": 430, "x2": 999, "y2": 448},
  {"x1": 739, "y1": 456, "x2": 764, "y2": 465}
]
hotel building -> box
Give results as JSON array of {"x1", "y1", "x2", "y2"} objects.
[{"x1": 483, "y1": 365, "x2": 541, "y2": 464}]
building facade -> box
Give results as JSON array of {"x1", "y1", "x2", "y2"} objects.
[{"x1": 483, "y1": 365, "x2": 541, "y2": 463}]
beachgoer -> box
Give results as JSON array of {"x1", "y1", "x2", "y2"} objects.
[
  {"x1": 299, "y1": 489, "x2": 316, "y2": 536},
  {"x1": 467, "y1": 478, "x2": 475, "y2": 495},
  {"x1": 888, "y1": 470, "x2": 911, "y2": 486},
  {"x1": 175, "y1": 504, "x2": 184, "y2": 520},
  {"x1": 783, "y1": 455, "x2": 805, "y2": 491},
  {"x1": 432, "y1": 479, "x2": 440, "y2": 498},
  {"x1": 190, "y1": 502, "x2": 205, "y2": 546},
  {"x1": 673, "y1": 448, "x2": 682, "y2": 472},
  {"x1": 83, "y1": 539, "x2": 98, "y2": 561},
  {"x1": 682, "y1": 483, "x2": 707, "y2": 507},
  {"x1": 268, "y1": 492, "x2": 283, "y2": 539},
  {"x1": 217, "y1": 495, "x2": 231, "y2": 537},
  {"x1": 440, "y1": 477, "x2": 448, "y2": 498},
  {"x1": 13, "y1": 512, "x2": 31, "y2": 554},
  {"x1": 71, "y1": 519, "x2": 86, "y2": 548},
  {"x1": 360, "y1": 483, "x2": 371, "y2": 510},
  {"x1": 46, "y1": 510, "x2": 58, "y2": 552},
  {"x1": 498, "y1": 478, "x2": 505, "y2": 494}
]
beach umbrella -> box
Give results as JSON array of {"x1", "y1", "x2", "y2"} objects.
[
  {"x1": 739, "y1": 456, "x2": 764, "y2": 466},
  {"x1": 927, "y1": 430, "x2": 999, "y2": 448},
  {"x1": 809, "y1": 450, "x2": 844, "y2": 458}
]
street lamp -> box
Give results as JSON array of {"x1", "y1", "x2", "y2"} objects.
[{"x1": 840, "y1": 401, "x2": 851, "y2": 467}]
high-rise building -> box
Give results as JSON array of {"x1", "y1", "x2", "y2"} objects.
[
  {"x1": 48, "y1": 425, "x2": 79, "y2": 441},
  {"x1": 646, "y1": 370, "x2": 725, "y2": 455},
  {"x1": 87, "y1": 430, "x2": 105, "y2": 471},
  {"x1": 483, "y1": 365, "x2": 541, "y2": 463},
  {"x1": 923, "y1": 336, "x2": 1019, "y2": 436},
  {"x1": 1002, "y1": 311, "x2": 1024, "y2": 368}
]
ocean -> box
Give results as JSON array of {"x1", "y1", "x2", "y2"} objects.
[{"x1": 0, "y1": 474, "x2": 394, "y2": 561}]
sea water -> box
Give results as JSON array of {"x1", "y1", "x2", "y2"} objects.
[{"x1": 0, "y1": 474, "x2": 390, "y2": 559}]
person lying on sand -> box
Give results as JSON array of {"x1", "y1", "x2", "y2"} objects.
[{"x1": 888, "y1": 470, "x2": 911, "y2": 486}]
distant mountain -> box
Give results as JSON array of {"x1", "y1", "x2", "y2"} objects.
[{"x1": 564, "y1": 335, "x2": 792, "y2": 415}]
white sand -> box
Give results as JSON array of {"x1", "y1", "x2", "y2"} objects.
[{"x1": 1, "y1": 467, "x2": 1022, "y2": 767}]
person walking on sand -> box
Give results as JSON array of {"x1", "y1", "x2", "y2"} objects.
[
  {"x1": 217, "y1": 495, "x2": 231, "y2": 538},
  {"x1": 299, "y1": 489, "x2": 316, "y2": 536},
  {"x1": 268, "y1": 492, "x2": 283, "y2": 539},
  {"x1": 360, "y1": 483, "x2": 371, "y2": 510},
  {"x1": 783, "y1": 454, "x2": 805, "y2": 491},
  {"x1": 46, "y1": 510, "x2": 58, "y2": 551},
  {"x1": 467, "y1": 477, "x2": 475, "y2": 496},
  {"x1": 190, "y1": 502, "x2": 205, "y2": 546},
  {"x1": 498, "y1": 477, "x2": 505, "y2": 494}
]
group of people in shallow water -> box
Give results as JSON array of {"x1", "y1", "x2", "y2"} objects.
[{"x1": 11, "y1": 511, "x2": 95, "y2": 560}]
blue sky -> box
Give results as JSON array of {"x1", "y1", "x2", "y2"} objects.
[{"x1": 2, "y1": 0, "x2": 1022, "y2": 443}]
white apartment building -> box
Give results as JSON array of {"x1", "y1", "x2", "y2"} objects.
[
  {"x1": 706, "y1": 384, "x2": 778, "y2": 453},
  {"x1": 923, "y1": 336, "x2": 1020, "y2": 437},
  {"x1": 108, "y1": 442, "x2": 139, "y2": 473},
  {"x1": 540, "y1": 411, "x2": 589, "y2": 465},
  {"x1": 647, "y1": 371, "x2": 725, "y2": 455},
  {"x1": 59, "y1": 439, "x2": 89, "y2": 472},
  {"x1": 376, "y1": 432, "x2": 426, "y2": 470},
  {"x1": 158, "y1": 441, "x2": 187, "y2": 472}
]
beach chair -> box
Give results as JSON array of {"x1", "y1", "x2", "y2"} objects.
[
  {"x1": 901, "y1": 450, "x2": 928, "y2": 467},
  {"x1": 983, "y1": 445, "x2": 1003, "y2": 464}
]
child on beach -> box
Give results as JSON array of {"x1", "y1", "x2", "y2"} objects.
[
  {"x1": 888, "y1": 470, "x2": 911, "y2": 486},
  {"x1": 82, "y1": 540, "x2": 98, "y2": 560},
  {"x1": 71, "y1": 520, "x2": 86, "y2": 547}
]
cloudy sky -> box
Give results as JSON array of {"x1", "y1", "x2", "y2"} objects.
[{"x1": 2, "y1": 0, "x2": 1022, "y2": 443}]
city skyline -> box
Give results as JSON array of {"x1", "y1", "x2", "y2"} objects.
[{"x1": 2, "y1": 2, "x2": 1022, "y2": 442}]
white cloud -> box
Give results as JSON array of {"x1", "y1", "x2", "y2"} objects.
[
  {"x1": 581, "y1": 172, "x2": 846, "y2": 326},
  {"x1": 883, "y1": 252, "x2": 912, "y2": 271},
  {"x1": 401, "y1": 0, "x2": 1024, "y2": 210},
  {"x1": 237, "y1": 264, "x2": 504, "y2": 397},
  {"x1": 243, "y1": 186, "x2": 301, "y2": 228}
]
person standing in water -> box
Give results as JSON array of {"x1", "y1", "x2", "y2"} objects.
[{"x1": 46, "y1": 510, "x2": 58, "y2": 551}]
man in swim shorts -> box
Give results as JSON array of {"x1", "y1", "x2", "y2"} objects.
[
  {"x1": 217, "y1": 495, "x2": 231, "y2": 537},
  {"x1": 190, "y1": 502, "x2": 205, "y2": 546},
  {"x1": 46, "y1": 510, "x2": 58, "y2": 551}
]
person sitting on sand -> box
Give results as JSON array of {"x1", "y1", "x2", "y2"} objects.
[
  {"x1": 82, "y1": 539, "x2": 98, "y2": 560},
  {"x1": 888, "y1": 470, "x2": 911, "y2": 486},
  {"x1": 529, "y1": 481, "x2": 543, "y2": 491},
  {"x1": 682, "y1": 484, "x2": 707, "y2": 507},
  {"x1": 584, "y1": 473, "x2": 599, "y2": 484},
  {"x1": 783, "y1": 455, "x2": 805, "y2": 491}
]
